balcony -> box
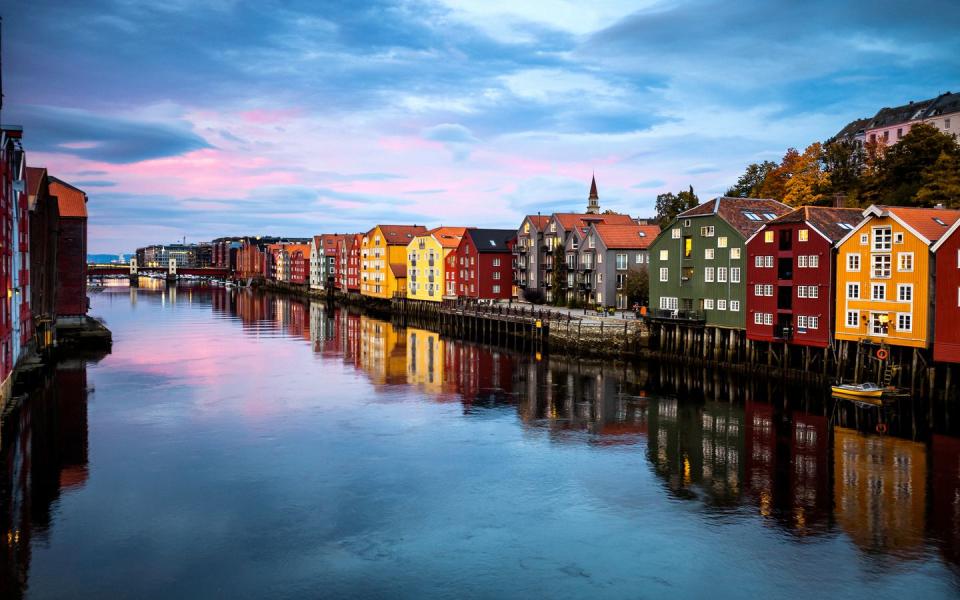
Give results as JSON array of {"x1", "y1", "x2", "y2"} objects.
[
  {"x1": 648, "y1": 309, "x2": 705, "y2": 323},
  {"x1": 777, "y1": 257, "x2": 792, "y2": 281},
  {"x1": 777, "y1": 286, "x2": 792, "y2": 310}
]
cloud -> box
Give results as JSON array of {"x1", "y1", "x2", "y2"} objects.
[
  {"x1": 72, "y1": 180, "x2": 117, "y2": 188},
  {"x1": 421, "y1": 123, "x2": 480, "y2": 160},
  {"x1": 15, "y1": 105, "x2": 211, "y2": 164}
]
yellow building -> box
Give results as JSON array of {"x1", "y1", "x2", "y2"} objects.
[
  {"x1": 406, "y1": 226, "x2": 467, "y2": 302},
  {"x1": 360, "y1": 224, "x2": 427, "y2": 299},
  {"x1": 358, "y1": 316, "x2": 407, "y2": 385},
  {"x1": 834, "y1": 206, "x2": 960, "y2": 348},
  {"x1": 405, "y1": 327, "x2": 446, "y2": 393}
]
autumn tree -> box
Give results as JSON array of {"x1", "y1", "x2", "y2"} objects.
[
  {"x1": 726, "y1": 161, "x2": 777, "y2": 198},
  {"x1": 821, "y1": 139, "x2": 866, "y2": 205},
  {"x1": 860, "y1": 123, "x2": 960, "y2": 206},
  {"x1": 782, "y1": 143, "x2": 829, "y2": 206},
  {"x1": 655, "y1": 185, "x2": 699, "y2": 228},
  {"x1": 915, "y1": 151, "x2": 960, "y2": 208}
]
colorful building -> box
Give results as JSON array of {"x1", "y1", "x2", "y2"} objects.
[
  {"x1": 360, "y1": 225, "x2": 427, "y2": 299},
  {"x1": 446, "y1": 228, "x2": 515, "y2": 300},
  {"x1": 745, "y1": 207, "x2": 862, "y2": 348},
  {"x1": 406, "y1": 227, "x2": 467, "y2": 302},
  {"x1": 338, "y1": 233, "x2": 362, "y2": 293},
  {"x1": 310, "y1": 234, "x2": 348, "y2": 291},
  {"x1": 834, "y1": 206, "x2": 960, "y2": 349},
  {"x1": 25, "y1": 167, "x2": 58, "y2": 352},
  {"x1": 930, "y1": 218, "x2": 960, "y2": 362},
  {"x1": 49, "y1": 178, "x2": 87, "y2": 321},
  {"x1": 648, "y1": 197, "x2": 791, "y2": 328},
  {"x1": 571, "y1": 223, "x2": 660, "y2": 308}
]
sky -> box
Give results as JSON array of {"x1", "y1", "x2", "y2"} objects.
[{"x1": 4, "y1": 0, "x2": 959, "y2": 254}]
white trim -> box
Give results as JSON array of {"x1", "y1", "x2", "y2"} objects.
[{"x1": 932, "y1": 216, "x2": 960, "y2": 252}]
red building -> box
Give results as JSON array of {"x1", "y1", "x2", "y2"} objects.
[
  {"x1": 932, "y1": 221, "x2": 960, "y2": 362},
  {"x1": 338, "y1": 233, "x2": 362, "y2": 292},
  {"x1": 48, "y1": 178, "x2": 88, "y2": 319},
  {"x1": 746, "y1": 207, "x2": 861, "y2": 348},
  {"x1": 446, "y1": 228, "x2": 515, "y2": 300},
  {"x1": 26, "y1": 167, "x2": 59, "y2": 352},
  {"x1": 289, "y1": 247, "x2": 309, "y2": 284}
]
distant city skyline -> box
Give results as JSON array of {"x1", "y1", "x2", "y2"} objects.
[{"x1": 6, "y1": 0, "x2": 960, "y2": 252}]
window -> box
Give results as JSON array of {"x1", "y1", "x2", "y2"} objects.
[
  {"x1": 493, "y1": 258, "x2": 501, "y2": 267},
  {"x1": 847, "y1": 254, "x2": 860, "y2": 272},
  {"x1": 894, "y1": 232, "x2": 904, "y2": 244},
  {"x1": 798, "y1": 229, "x2": 809, "y2": 242},
  {"x1": 616, "y1": 274, "x2": 626, "y2": 289},
  {"x1": 684, "y1": 237, "x2": 693, "y2": 257},
  {"x1": 798, "y1": 255, "x2": 808, "y2": 268},
  {"x1": 659, "y1": 268, "x2": 669, "y2": 282},
  {"x1": 636, "y1": 254, "x2": 644, "y2": 264},
  {"x1": 872, "y1": 254, "x2": 892, "y2": 278},
  {"x1": 872, "y1": 283, "x2": 886, "y2": 300},
  {"x1": 754, "y1": 284, "x2": 763, "y2": 297},
  {"x1": 947, "y1": 118, "x2": 952, "y2": 129},
  {"x1": 659, "y1": 250, "x2": 669, "y2": 261},
  {"x1": 764, "y1": 231, "x2": 774, "y2": 243},
  {"x1": 860, "y1": 233, "x2": 868, "y2": 245},
  {"x1": 765, "y1": 284, "x2": 774, "y2": 296},
  {"x1": 897, "y1": 284, "x2": 912, "y2": 302},
  {"x1": 764, "y1": 313, "x2": 773, "y2": 326},
  {"x1": 589, "y1": 235, "x2": 596, "y2": 249},
  {"x1": 705, "y1": 267, "x2": 715, "y2": 282},
  {"x1": 870, "y1": 312, "x2": 887, "y2": 335},
  {"x1": 671, "y1": 228, "x2": 681, "y2": 239},
  {"x1": 744, "y1": 212, "x2": 761, "y2": 221},
  {"x1": 660, "y1": 296, "x2": 678, "y2": 310},
  {"x1": 755, "y1": 255, "x2": 764, "y2": 267},
  {"x1": 897, "y1": 313, "x2": 912, "y2": 332},
  {"x1": 718, "y1": 237, "x2": 728, "y2": 248},
  {"x1": 704, "y1": 298, "x2": 714, "y2": 310},
  {"x1": 718, "y1": 299, "x2": 727, "y2": 310},
  {"x1": 597, "y1": 253, "x2": 603, "y2": 264},
  {"x1": 798, "y1": 286, "x2": 807, "y2": 298},
  {"x1": 809, "y1": 286, "x2": 818, "y2": 298},
  {"x1": 897, "y1": 128, "x2": 903, "y2": 139},
  {"x1": 731, "y1": 268, "x2": 741, "y2": 283},
  {"x1": 846, "y1": 310, "x2": 859, "y2": 328},
  {"x1": 754, "y1": 312, "x2": 764, "y2": 325},
  {"x1": 898, "y1": 252, "x2": 914, "y2": 272},
  {"x1": 717, "y1": 267, "x2": 727, "y2": 282},
  {"x1": 701, "y1": 226, "x2": 715, "y2": 237},
  {"x1": 616, "y1": 253, "x2": 628, "y2": 270},
  {"x1": 730, "y1": 247, "x2": 741, "y2": 259},
  {"x1": 683, "y1": 219, "x2": 692, "y2": 228},
  {"x1": 493, "y1": 271, "x2": 501, "y2": 280},
  {"x1": 873, "y1": 226, "x2": 892, "y2": 251},
  {"x1": 765, "y1": 256, "x2": 773, "y2": 268},
  {"x1": 492, "y1": 285, "x2": 501, "y2": 294},
  {"x1": 809, "y1": 255, "x2": 819, "y2": 268},
  {"x1": 730, "y1": 301, "x2": 740, "y2": 312},
  {"x1": 705, "y1": 248, "x2": 714, "y2": 260},
  {"x1": 797, "y1": 315, "x2": 808, "y2": 328}
]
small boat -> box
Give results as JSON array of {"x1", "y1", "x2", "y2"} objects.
[{"x1": 831, "y1": 382, "x2": 883, "y2": 399}]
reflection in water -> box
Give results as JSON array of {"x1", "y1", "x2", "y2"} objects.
[
  {"x1": 2, "y1": 283, "x2": 960, "y2": 597},
  {"x1": 1, "y1": 363, "x2": 90, "y2": 599}
]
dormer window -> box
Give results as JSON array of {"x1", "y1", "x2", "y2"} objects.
[{"x1": 744, "y1": 212, "x2": 761, "y2": 221}]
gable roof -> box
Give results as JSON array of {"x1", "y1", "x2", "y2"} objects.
[
  {"x1": 882, "y1": 206, "x2": 960, "y2": 244},
  {"x1": 832, "y1": 117, "x2": 871, "y2": 141},
  {"x1": 48, "y1": 177, "x2": 88, "y2": 218},
  {"x1": 376, "y1": 224, "x2": 428, "y2": 245},
  {"x1": 523, "y1": 215, "x2": 550, "y2": 230},
  {"x1": 553, "y1": 212, "x2": 635, "y2": 231},
  {"x1": 465, "y1": 228, "x2": 515, "y2": 252},
  {"x1": 428, "y1": 226, "x2": 468, "y2": 249},
  {"x1": 592, "y1": 224, "x2": 661, "y2": 250},
  {"x1": 26, "y1": 166, "x2": 47, "y2": 197},
  {"x1": 389, "y1": 262, "x2": 407, "y2": 278},
  {"x1": 868, "y1": 98, "x2": 936, "y2": 129},
  {"x1": 766, "y1": 206, "x2": 863, "y2": 243},
  {"x1": 679, "y1": 197, "x2": 791, "y2": 238}
]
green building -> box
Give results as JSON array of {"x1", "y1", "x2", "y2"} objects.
[{"x1": 648, "y1": 197, "x2": 790, "y2": 329}]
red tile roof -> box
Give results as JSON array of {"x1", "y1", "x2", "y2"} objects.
[
  {"x1": 767, "y1": 206, "x2": 863, "y2": 242},
  {"x1": 680, "y1": 197, "x2": 790, "y2": 238},
  {"x1": 882, "y1": 206, "x2": 960, "y2": 243},
  {"x1": 428, "y1": 226, "x2": 468, "y2": 248},
  {"x1": 389, "y1": 262, "x2": 407, "y2": 278},
  {"x1": 593, "y1": 224, "x2": 661, "y2": 249},
  {"x1": 554, "y1": 212, "x2": 634, "y2": 230},
  {"x1": 48, "y1": 178, "x2": 88, "y2": 218},
  {"x1": 377, "y1": 224, "x2": 428, "y2": 245},
  {"x1": 525, "y1": 215, "x2": 550, "y2": 230},
  {"x1": 26, "y1": 166, "x2": 46, "y2": 197}
]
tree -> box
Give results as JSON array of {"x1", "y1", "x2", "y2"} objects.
[
  {"x1": 782, "y1": 143, "x2": 829, "y2": 206},
  {"x1": 655, "y1": 185, "x2": 699, "y2": 228},
  {"x1": 821, "y1": 139, "x2": 865, "y2": 204},
  {"x1": 624, "y1": 266, "x2": 649, "y2": 306},
  {"x1": 726, "y1": 161, "x2": 776, "y2": 198},
  {"x1": 916, "y1": 151, "x2": 960, "y2": 208},
  {"x1": 861, "y1": 123, "x2": 960, "y2": 206},
  {"x1": 756, "y1": 148, "x2": 803, "y2": 201},
  {"x1": 551, "y1": 245, "x2": 568, "y2": 305}
]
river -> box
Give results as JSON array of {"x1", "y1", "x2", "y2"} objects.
[{"x1": 1, "y1": 280, "x2": 959, "y2": 599}]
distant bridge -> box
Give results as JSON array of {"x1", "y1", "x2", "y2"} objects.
[{"x1": 87, "y1": 262, "x2": 230, "y2": 278}]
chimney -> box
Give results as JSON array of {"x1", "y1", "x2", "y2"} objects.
[{"x1": 935, "y1": 203, "x2": 946, "y2": 210}]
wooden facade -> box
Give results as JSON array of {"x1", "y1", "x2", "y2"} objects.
[
  {"x1": 446, "y1": 228, "x2": 515, "y2": 300},
  {"x1": 931, "y1": 219, "x2": 960, "y2": 362},
  {"x1": 360, "y1": 225, "x2": 426, "y2": 299}
]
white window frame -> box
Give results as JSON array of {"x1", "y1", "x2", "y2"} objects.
[
  {"x1": 798, "y1": 286, "x2": 807, "y2": 299},
  {"x1": 730, "y1": 300, "x2": 740, "y2": 312},
  {"x1": 717, "y1": 299, "x2": 727, "y2": 311},
  {"x1": 717, "y1": 237, "x2": 728, "y2": 248},
  {"x1": 897, "y1": 284, "x2": 912, "y2": 302},
  {"x1": 705, "y1": 248, "x2": 714, "y2": 260},
  {"x1": 704, "y1": 298, "x2": 714, "y2": 310},
  {"x1": 730, "y1": 247, "x2": 741, "y2": 259},
  {"x1": 809, "y1": 255, "x2": 819, "y2": 268},
  {"x1": 671, "y1": 228, "x2": 681, "y2": 239},
  {"x1": 659, "y1": 268, "x2": 669, "y2": 282},
  {"x1": 872, "y1": 254, "x2": 892, "y2": 279},
  {"x1": 898, "y1": 252, "x2": 914, "y2": 273},
  {"x1": 873, "y1": 226, "x2": 892, "y2": 251},
  {"x1": 704, "y1": 267, "x2": 715, "y2": 282},
  {"x1": 764, "y1": 256, "x2": 773, "y2": 268},
  {"x1": 660, "y1": 249, "x2": 669, "y2": 261},
  {"x1": 701, "y1": 226, "x2": 715, "y2": 237},
  {"x1": 897, "y1": 313, "x2": 912, "y2": 332},
  {"x1": 730, "y1": 267, "x2": 741, "y2": 283},
  {"x1": 872, "y1": 283, "x2": 886, "y2": 300},
  {"x1": 798, "y1": 255, "x2": 808, "y2": 268},
  {"x1": 846, "y1": 310, "x2": 859, "y2": 328},
  {"x1": 717, "y1": 267, "x2": 727, "y2": 283},
  {"x1": 847, "y1": 254, "x2": 860, "y2": 272}
]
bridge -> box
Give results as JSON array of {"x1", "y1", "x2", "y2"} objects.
[{"x1": 88, "y1": 259, "x2": 230, "y2": 279}]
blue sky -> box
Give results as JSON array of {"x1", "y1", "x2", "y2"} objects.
[{"x1": 5, "y1": 0, "x2": 959, "y2": 253}]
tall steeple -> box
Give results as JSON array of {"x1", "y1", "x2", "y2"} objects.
[{"x1": 586, "y1": 174, "x2": 600, "y2": 214}]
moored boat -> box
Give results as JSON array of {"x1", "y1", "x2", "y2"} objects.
[{"x1": 831, "y1": 382, "x2": 883, "y2": 399}]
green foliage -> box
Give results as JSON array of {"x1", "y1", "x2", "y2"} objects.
[
  {"x1": 551, "y1": 245, "x2": 567, "y2": 304},
  {"x1": 656, "y1": 185, "x2": 699, "y2": 228},
  {"x1": 916, "y1": 151, "x2": 960, "y2": 208},
  {"x1": 624, "y1": 266, "x2": 649, "y2": 306},
  {"x1": 726, "y1": 161, "x2": 777, "y2": 198},
  {"x1": 860, "y1": 123, "x2": 960, "y2": 206}
]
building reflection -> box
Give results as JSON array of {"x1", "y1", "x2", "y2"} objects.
[
  {"x1": 0, "y1": 362, "x2": 91, "y2": 599},
  {"x1": 833, "y1": 426, "x2": 927, "y2": 559},
  {"x1": 931, "y1": 434, "x2": 960, "y2": 571}
]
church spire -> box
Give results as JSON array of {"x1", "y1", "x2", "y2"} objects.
[{"x1": 586, "y1": 174, "x2": 600, "y2": 214}]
